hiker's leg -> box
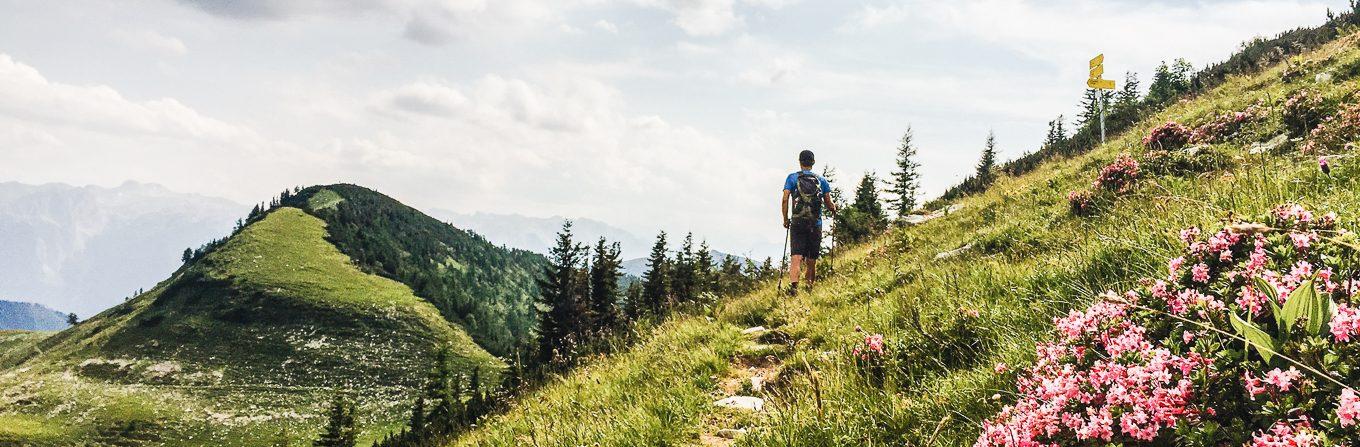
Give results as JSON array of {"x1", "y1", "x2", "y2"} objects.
[
  {"x1": 804, "y1": 258, "x2": 817, "y2": 285},
  {"x1": 788, "y1": 255, "x2": 803, "y2": 283}
]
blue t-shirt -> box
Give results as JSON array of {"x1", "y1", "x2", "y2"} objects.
[{"x1": 783, "y1": 170, "x2": 832, "y2": 226}]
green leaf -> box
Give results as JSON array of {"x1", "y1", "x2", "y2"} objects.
[
  {"x1": 1230, "y1": 311, "x2": 1278, "y2": 363},
  {"x1": 1255, "y1": 277, "x2": 1287, "y2": 331},
  {"x1": 1280, "y1": 280, "x2": 1332, "y2": 336}
]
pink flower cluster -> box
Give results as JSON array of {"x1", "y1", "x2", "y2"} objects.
[
  {"x1": 1094, "y1": 155, "x2": 1141, "y2": 193},
  {"x1": 1066, "y1": 190, "x2": 1095, "y2": 216},
  {"x1": 980, "y1": 204, "x2": 1360, "y2": 447},
  {"x1": 1303, "y1": 103, "x2": 1360, "y2": 153},
  {"x1": 1250, "y1": 420, "x2": 1319, "y2": 447},
  {"x1": 977, "y1": 295, "x2": 1207, "y2": 445},
  {"x1": 1143, "y1": 121, "x2": 1193, "y2": 150},
  {"x1": 1282, "y1": 89, "x2": 1327, "y2": 136},
  {"x1": 1191, "y1": 106, "x2": 1261, "y2": 144},
  {"x1": 852, "y1": 333, "x2": 886, "y2": 361}
]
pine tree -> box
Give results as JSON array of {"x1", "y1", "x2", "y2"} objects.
[
  {"x1": 622, "y1": 280, "x2": 645, "y2": 321},
  {"x1": 587, "y1": 238, "x2": 623, "y2": 332},
  {"x1": 640, "y1": 232, "x2": 670, "y2": 317},
  {"x1": 716, "y1": 255, "x2": 741, "y2": 295},
  {"x1": 1115, "y1": 71, "x2": 1141, "y2": 112},
  {"x1": 1146, "y1": 60, "x2": 1192, "y2": 106},
  {"x1": 694, "y1": 240, "x2": 715, "y2": 298},
  {"x1": 851, "y1": 172, "x2": 885, "y2": 221},
  {"x1": 66, "y1": 313, "x2": 78, "y2": 326},
  {"x1": 671, "y1": 233, "x2": 697, "y2": 303},
  {"x1": 407, "y1": 396, "x2": 427, "y2": 436},
  {"x1": 181, "y1": 247, "x2": 193, "y2": 264},
  {"x1": 535, "y1": 221, "x2": 588, "y2": 364},
  {"x1": 975, "y1": 131, "x2": 999, "y2": 187},
  {"x1": 314, "y1": 395, "x2": 357, "y2": 447},
  {"x1": 886, "y1": 127, "x2": 921, "y2": 219}
]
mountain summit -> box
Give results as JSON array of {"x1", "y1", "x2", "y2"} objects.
[{"x1": 0, "y1": 184, "x2": 544, "y2": 443}]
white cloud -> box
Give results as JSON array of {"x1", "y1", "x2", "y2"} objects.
[
  {"x1": 0, "y1": 54, "x2": 245, "y2": 140},
  {"x1": 177, "y1": 0, "x2": 584, "y2": 45},
  {"x1": 112, "y1": 29, "x2": 188, "y2": 55},
  {"x1": 595, "y1": 19, "x2": 620, "y2": 34}
]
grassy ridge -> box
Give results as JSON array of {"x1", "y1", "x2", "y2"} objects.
[
  {"x1": 446, "y1": 31, "x2": 1360, "y2": 447},
  {"x1": 0, "y1": 207, "x2": 500, "y2": 445}
]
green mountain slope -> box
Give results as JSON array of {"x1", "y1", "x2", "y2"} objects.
[
  {"x1": 283, "y1": 184, "x2": 545, "y2": 356},
  {"x1": 0, "y1": 193, "x2": 520, "y2": 445},
  {"x1": 0, "y1": 300, "x2": 68, "y2": 331},
  {"x1": 447, "y1": 28, "x2": 1360, "y2": 447}
]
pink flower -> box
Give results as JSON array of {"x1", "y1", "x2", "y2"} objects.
[
  {"x1": 1180, "y1": 227, "x2": 1201, "y2": 244},
  {"x1": 994, "y1": 362, "x2": 1009, "y2": 374},
  {"x1": 1244, "y1": 371, "x2": 1268, "y2": 399},
  {"x1": 1320, "y1": 156, "x2": 1331, "y2": 175},
  {"x1": 1169, "y1": 257, "x2": 1185, "y2": 276},
  {"x1": 1264, "y1": 367, "x2": 1301, "y2": 392},
  {"x1": 1251, "y1": 420, "x2": 1318, "y2": 447},
  {"x1": 1340, "y1": 388, "x2": 1360, "y2": 427},
  {"x1": 1331, "y1": 303, "x2": 1360, "y2": 342},
  {"x1": 1191, "y1": 263, "x2": 1210, "y2": 283}
]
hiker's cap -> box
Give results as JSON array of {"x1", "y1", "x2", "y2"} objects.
[{"x1": 799, "y1": 150, "x2": 815, "y2": 166}]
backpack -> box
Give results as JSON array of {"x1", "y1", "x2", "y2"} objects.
[{"x1": 789, "y1": 172, "x2": 823, "y2": 230}]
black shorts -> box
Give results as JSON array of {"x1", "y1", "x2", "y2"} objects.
[{"x1": 790, "y1": 225, "x2": 822, "y2": 259}]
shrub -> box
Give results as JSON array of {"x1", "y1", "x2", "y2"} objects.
[
  {"x1": 1066, "y1": 189, "x2": 1096, "y2": 217},
  {"x1": 1143, "y1": 121, "x2": 1193, "y2": 150},
  {"x1": 1142, "y1": 146, "x2": 1233, "y2": 176},
  {"x1": 977, "y1": 204, "x2": 1360, "y2": 447},
  {"x1": 1303, "y1": 103, "x2": 1360, "y2": 153},
  {"x1": 1191, "y1": 106, "x2": 1263, "y2": 144},
  {"x1": 851, "y1": 332, "x2": 888, "y2": 387},
  {"x1": 1282, "y1": 89, "x2": 1328, "y2": 136},
  {"x1": 1094, "y1": 154, "x2": 1141, "y2": 193}
]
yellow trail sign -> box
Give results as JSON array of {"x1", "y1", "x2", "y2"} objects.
[{"x1": 1087, "y1": 53, "x2": 1115, "y2": 91}]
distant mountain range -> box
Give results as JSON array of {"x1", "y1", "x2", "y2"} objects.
[
  {"x1": 0, "y1": 300, "x2": 68, "y2": 331},
  {"x1": 0, "y1": 181, "x2": 246, "y2": 317}
]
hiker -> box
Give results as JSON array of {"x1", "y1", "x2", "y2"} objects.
[{"x1": 782, "y1": 149, "x2": 837, "y2": 296}]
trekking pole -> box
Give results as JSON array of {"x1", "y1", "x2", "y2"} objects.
[{"x1": 778, "y1": 221, "x2": 790, "y2": 294}]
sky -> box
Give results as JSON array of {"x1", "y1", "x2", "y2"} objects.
[{"x1": 0, "y1": 0, "x2": 1351, "y2": 259}]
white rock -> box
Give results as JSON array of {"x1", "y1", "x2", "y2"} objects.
[
  {"x1": 935, "y1": 243, "x2": 974, "y2": 260},
  {"x1": 750, "y1": 376, "x2": 764, "y2": 393},
  {"x1": 715, "y1": 396, "x2": 764, "y2": 412},
  {"x1": 716, "y1": 428, "x2": 747, "y2": 439},
  {"x1": 740, "y1": 326, "x2": 767, "y2": 335},
  {"x1": 1250, "y1": 133, "x2": 1290, "y2": 154}
]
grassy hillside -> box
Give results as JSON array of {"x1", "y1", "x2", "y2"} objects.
[
  {"x1": 0, "y1": 206, "x2": 502, "y2": 445},
  {"x1": 283, "y1": 184, "x2": 546, "y2": 357},
  {"x1": 445, "y1": 30, "x2": 1360, "y2": 447}
]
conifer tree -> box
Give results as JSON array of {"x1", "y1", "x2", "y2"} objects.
[
  {"x1": 181, "y1": 247, "x2": 193, "y2": 264},
  {"x1": 640, "y1": 232, "x2": 670, "y2": 317},
  {"x1": 66, "y1": 313, "x2": 78, "y2": 326},
  {"x1": 716, "y1": 255, "x2": 741, "y2": 295},
  {"x1": 975, "y1": 131, "x2": 999, "y2": 187},
  {"x1": 671, "y1": 233, "x2": 696, "y2": 303},
  {"x1": 852, "y1": 172, "x2": 885, "y2": 222},
  {"x1": 694, "y1": 240, "x2": 715, "y2": 297},
  {"x1": 587, "y1": 238, "x2": 623, "y2": 332},
  {"x1": 886, "y1": 127, "x2": 921, "y2": 219},
  {"x1": 1115, "y1": 71, "x2": 1141, "y2": 112},
  {"x1": 314, "y1": 395, "x2": 357, "y2": 447},
  {"x1": 622, "y1": 280, "x2": 645, "y2": 321},
  {"x1": 535, "y1": 221, "x2": 588, "y2": 364},
  {"x1": 407, "y1": 396, "x2": 426, "y2": 437}
]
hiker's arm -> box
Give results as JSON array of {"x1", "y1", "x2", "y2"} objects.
[
  {"x1": 822, "y1": 193, "x2": 837, "y2": 215},
  {"x1": 781, "y1": 190, "x2": 791, "y2": 228}
]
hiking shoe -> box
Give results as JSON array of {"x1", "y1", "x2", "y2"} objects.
[{"x1": 787, "y1": 282, "x2": 799, "y2": 297}]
